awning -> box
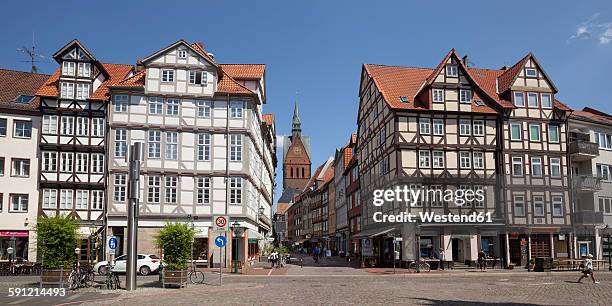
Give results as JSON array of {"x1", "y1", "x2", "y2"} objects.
[{"x1": 352, "y1": 225, "x2": 401, "y2": 239}]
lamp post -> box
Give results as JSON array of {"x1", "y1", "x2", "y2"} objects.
[
  {"x1": 231, "y1": 221, "x2": 244, "y2": 273},
  {"x1": 416, "y1": 225, "x2": 422, "y2": 273},
  {"x1": 75, "y1": 248, "x2": 81, "y2": 273}
]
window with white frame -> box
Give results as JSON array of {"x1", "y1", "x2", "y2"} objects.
[
  {"x1": 75, "y1": 153, "x2": 88, "y2": 173},
  {"x1": 548, "y1": 125, "x2": 559, "y2": 143},
  {"x1": 62, "y1": 62, "x2": 75, "y2": 76},
  {"x1": 429, "y1": 185, "x2": 444, "y2": 207},
  {"x1": 512, "y1": 156, "x2": 523, "y2": 176},
  {"x1": 550, "y1": 157, "x2": 561, "y2": 177},
  {"x1": 60, "y1": 153, "x2": 73, "y2": 173},
  {"x1": 596, "y1": 164, "x2": 611, "y2": 181},
  {"x1": 165, "y1": 132, "x2": 178, "y2": 160},
  {"x1": 75, "y1": 190, "x2": 88, "y2": 210},
  {"x1": 14, "y1": 120, "x2": 32, "y2": 138},
  {"x1": 166, "y1": 98, "x2": 179, "y2": 116},
  {"x1": 42, "y1": 152, "x2": 57, "y2": 172},
  {"x1": 433, "y1": 89, "x2": 444, "y2": 102},
  {"x1": 525, "y1": 68, "x2": 537, "y2": 77},
  {"x1": 76, "y1": 83, "x2": 90, "y2": 100},
  {"x1": 147, "y1": 176, "x2": 161, "y2": 203},
  {"x1": 92, "y1": 117, "x2": 104, "y2": 137},
  {"x1": 91, "y1": 153, "x2": 104, "y2": 173},
  {"x1": 42, "y1": 189, "x2": 57, "y2": 209},
  {"x1": 419, "y1": 118, "x2": 430, "y2": 135},
  {"x1": 10, "y1": 194, "x2": 28, "y2": 212},
  {"x1": 161, "y1": 70, "x2": 175, "y2": 82},
  {"x1": 527, "y1": 92, "x2": 538, "y2": 107},
  {"x1": 11, "y1": 159, "x2": 29, "y2": 177},
  {"x1": 0, "y1": 118, "x2": 6, "y2": 136},
  {"x1": 60, "y1": 82, "x2": 75, "y2": 99},
  {"x1": 531, "y1": 157, "x2": 542, "y2": 177},
  {"x1": 165, "y1": 176, "x2": 177, "y2": 204},
  {"x1": 552, "y1": 196, "x2": 563, "y2": 216},
  {"x1": 148, "y1": 130, "x2": 161, "y2": 159},
  {"x1": 0, "y1": 157, "x2": 3, "y2": 176},
  {"x1": 91, "y1": 190, "x2": 103, "y2": 210},
  {"x1": 197, "y1": 133, "x2": 211, "y2": 161},
  {"x1": 514, "y1": 194, "x2": 525, "y2": 216},
  {"x1": 510, "y1": 122, "x2": 522, "y2": 140},
  {"x1": 460, "y1": 151, "x2": 471, "y2": 169},
  {"x1": 533, "y1": 195, "x2": 545, "y2": 216},
  {"x1": 459, "y1": 119, "x2": 471, "y2": 135},
  {"x1": 529, "y1": 124, "x2": 541, "y2": 141},
  {"x1": 418, "y1": 151, "x2": 430, "y2": 168},
  {"x1": 473, "y1": 152, "x2": 484, "y2": 169},
  {"x1": 599, "y1": 197, "x2": 612, "y2": 214},
  {"x1": 433, "y1": 119, "x2": 444, "y2": 136},
  {"x1": 201, "y1": 71, "x2": 208, "y2": 86},
  {"x1": 446, "y1": 65, "x2": 458, "y2": 76},
  {"x1": 458, "y1": 185, "x2": 471, "y2": 207},
  {"x1": 113, "y1": 174, "x2": 126, "y2": 202},
  {"x1": 178, "y1": 49, "x2": 187, "y2": 58},
  {"x1": 197, "y1": 177, "x2": 211, "y2": 205},
  {"x1": 230, "y1": 134, "x2": 242, "y2": 161},
  {"x1": 196, "y1": 100, "x2": 212, "y2": 118},
  {"x1": 43, "y1": 115, "x2": 58, "y2": 134},
  {"x1": 114, "y1": 129, "x2": 127, "y2": 158},
  {"x1": 114, "y1": 95, "x2": 128, "y2": 113},
  {"x1": 60, "y1": 189, "x2": 73, "y2": 209},
  {"x1": 77, "y1": 62, "x2": 91, "y2": 77},
  {"x1": 541, "y1": 93, "x2": 552, "y2": 108},
  {"x1": 61, "y1": 117, "x2": 74, "y2": 135},
  {"x1": 595, "y1": 132, "x2": 612, "y2": 149},
  {"x1": 76, "y1": 117, "x2": 88, "y2": 136},
  {"x1": 229, "y1": 177, "x2": 242, "y2": 204},
  {"x1": 188, "y1": 71, "x2": 197, "y2": 84},
  {"x1": 514, "y1": 92, "x2": 525, "y2": 107},
  {"x1": 460, "y1": 89, "x2": 472, "y2": 103},
  {"x1": 432, "y1": 151, "x2": 444, "y2": 168},
  {"x1": 230, "y1": 101, "x2": 244, "y2": 118},
  {"x1": 473, "y1": 120, "x2": 484, "y2": 136},
  {"x1": 149, "y1": 97, "x2": 163, "y2": 115}
]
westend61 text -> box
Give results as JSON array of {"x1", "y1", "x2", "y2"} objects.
[{"x1": 373, "y1": 211, "x2": 493, "y2": 223}]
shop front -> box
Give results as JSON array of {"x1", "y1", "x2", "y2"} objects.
[{"x1": 0, "y1": 231, "x2": 29, "y2": 261}]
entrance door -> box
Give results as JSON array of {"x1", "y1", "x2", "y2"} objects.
[
  {"x1": 452, "y1": 239, "x2": 459, "y2": 262},
  {"x1": 578, "y1": 241, "x2": 590, "y2": 257}
]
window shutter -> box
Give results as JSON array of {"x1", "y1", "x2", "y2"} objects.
[{"x1": 201, "y1": 71, "x2": 208, "y2": 85}]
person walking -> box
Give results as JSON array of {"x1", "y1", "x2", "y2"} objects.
[
  {"x1": 477, "y1": 249, "x2": 487, "y2": 271},
  {"x1": 439, "y1": 248, "x2": 445, "y2": 270},
  {"x1": 577, "y1": 254, "x2": 599, "y2": 284}
]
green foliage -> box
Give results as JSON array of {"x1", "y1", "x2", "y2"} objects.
[
  {"x1": 278, "y1": 246, "x2": 289, "y2": 255},
  {"x1": 155, "y1": 223, "x2": 195, "y2": 270},
  {"x1": 36, "y1": 215, "x2": 78, "y2": 269}
]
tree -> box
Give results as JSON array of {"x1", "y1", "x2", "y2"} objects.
[
  {"x1": 155, "y1": 223, "x2": 195, "y2": 270},
  {"x1": 36, "y1": 215, "x2": 78, "y2": 269}
]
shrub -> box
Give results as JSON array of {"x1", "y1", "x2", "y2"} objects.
[
  {"x1": 36, "y1": 215, "x2": 78, "y2": 269},
  {"x1": 155, "y1": 223, "x2": 195, "y2": 270}
]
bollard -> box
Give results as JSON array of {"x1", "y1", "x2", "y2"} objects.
[{"x1": 300, "y1": 258, "x2": 303, "y2": 268}]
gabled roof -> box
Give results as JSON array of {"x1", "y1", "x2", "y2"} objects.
[
  {"x1": 278, "y1": 187, "x2": 301, "y2": 204},
  {"x1": 141, "y1": 40, "x2": 218, "y2": 67},
  {"x1": 496, "y1": 53, "x2": 558, "y2": 94},
  {"x1": 0, "y1": 69, "x2": 49, "y2": 111},
  {"x1": 217, "y1": 71, "x2": 255, "y2": 94},
  {"x1": 220, "y1": 64, "x2": 265, "y2": 80},
  {"x1": 52, "y1": 39, "x2": 109, "y2": 78},
  {"x1": 571, "y1": 107, "x2": 612, "y2": 126},
  {"x1": 112, "y1": 69, "x2": 145, "y2": 89}
]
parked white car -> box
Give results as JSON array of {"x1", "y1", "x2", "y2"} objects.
[{"x1": 94, "y1": 254, "x2": 161, "y2": 276}]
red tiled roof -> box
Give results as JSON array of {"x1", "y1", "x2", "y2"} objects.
[
  {"x1": 220, "y1": 64, "x2": 265, "y2": 80},
  {"x1": 262, "y1": 113, "x2": 274, "y2": 126},
  {"x1": 37, "y1": 63, "x2": 133, "y2": 101},
  {"x1": 112, "y1": 70, "x2": 145, "y2": 89},
  {"x1": 343, "y1": 146, "x2": 353, "y2": 168},
  {"x1": 217, "y1": 71, "x2": 255, "y2": 94},
  {"x1": 0, "y1": 69, "x2": 49, "y2": 111},
  {"x1": 304, "y1": 164, "x2": 325, "y2": 191},
  {"x1": 571, "y1": 107, "x2": 612, "y2": 125},
  {"x1": 190, "y1": 42, "x2": 217, "y2": 66},
  {"x1": 496, "y1": 54, "x2": 529, "y2": 94}
]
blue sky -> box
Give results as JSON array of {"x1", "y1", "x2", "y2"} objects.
[{"x1": 1, "y1": 1, "x2": 611, "y2": 203}]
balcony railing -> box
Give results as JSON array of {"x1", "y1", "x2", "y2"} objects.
[
  {"x1": 569, "y1": 141, "x2": 599, "y2": 158},
  {"x1": 573, "y1": 175, "x2": 602, "y2": 192},
  {"x1": 574, "y1": 211, "x2": 604, "y2": 225}
]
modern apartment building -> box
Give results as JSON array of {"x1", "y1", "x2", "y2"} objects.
[
  {"x1": 0, "y1": 69, "x2": 49, "y2": 261},
  {"x1": 568, "y1": 107, "x2": 612, "y2": 259},
  {"x1": 357, "y1": 50, "x2": 573, "y2": 267},
  {"x1": 36, "y1": 40, "x2": 133, "y2": 262},
  {"x1": 105, "y1": 40, "x2": 275, "y2": 268}
]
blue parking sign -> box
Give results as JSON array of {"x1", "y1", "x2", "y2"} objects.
[
  {"x1": 215, "y1": 235, "x2": 227, "y2": 248},
  {"x1": 107, "y1": 236, "x2": 118, "y2": 254}
]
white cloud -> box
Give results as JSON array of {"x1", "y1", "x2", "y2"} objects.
[
  {"x1": 567, "y1": 13, "x2": 612, "y2": 46},
  {"x1": 599, "y1": 28, "x2": 612, "y2": 44},
  {"x1": 276, "y1": 135, "x2": 284, "y2": 148}
]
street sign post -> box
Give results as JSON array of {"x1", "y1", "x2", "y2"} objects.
[
  {"x1": 106, "y1": 236, "x2": 118, "y2": 254},
  {"x1": 214, "y1": 216, "x2": 230, "y2": 232},
  {"x1": 215, "y1": 235, "x2": 227, "y2": 285}
]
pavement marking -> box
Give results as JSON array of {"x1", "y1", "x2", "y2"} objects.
[{"x1": 267, "y1": 268, "x2": 273, "y2": 276}]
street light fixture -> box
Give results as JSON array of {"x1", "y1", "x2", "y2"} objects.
[
  {"x1": 231, "y1": 221, "x2": 244, "y2": 274},
  {"x1": 416, "y1": 224, "x2": 422, "y2": 273},
  {"x1": 75, "y1": 247, "x2": 81, "y2": 272}
]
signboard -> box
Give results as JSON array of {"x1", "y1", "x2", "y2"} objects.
[
  {"x1": 214, "y1": 215, "x2": 229, "y2": 232},
  {"x1": 394, "y1": 237, "x2": 403, "y2": 242},
  {"x1": 107, "y1": 236, "x2": 118, "y2": 254},
  {"x1": 362, "y1": 239, "x2": 373, "y2": 257},
  {"x1": 0, "y1": 231, "x2": 28, "y2": 237},
  {"x1": 215, "y1": 235, "x2": 227, "y2": 248}
]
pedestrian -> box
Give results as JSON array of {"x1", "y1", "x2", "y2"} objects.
[
  {"x1": 269, "y1": 250, "x2": 278, "y2": 268},
  {"x1": 577, "y1": 254, "x2": 599, "y2": 284},
  {"x1": 313, "y1": 246, "x2": 320, "y2": 263},
  {"x1": 477, "y1": 249, "x2": 486, "y2": 271},
  {"x1": 439, "y1": 248, "x2": 445, "y2": 270}
]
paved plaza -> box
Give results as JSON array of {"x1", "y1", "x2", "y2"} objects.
[{"x1": 2, "y1": 257, "x2": 612, "y2": 305}]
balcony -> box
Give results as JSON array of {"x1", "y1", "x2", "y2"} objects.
[
  {"x1": 574, "y1": 211, "x2": 604, "y2": 225},
  {"x1": 569, "y1": 141, "x2": 599, "y2": 161},
  {"x1": 573, "y1": 175, "x2": 602, "y2": 192}
]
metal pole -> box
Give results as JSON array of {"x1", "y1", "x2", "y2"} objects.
[
  {"x1": 219, "y1": 245, "x2": 222, "y2": 285},
  {"x1": 393, "y1": 233, "x2": 396, "y2": 274},
  {"x1": 126, "y1": 142, "x2": 143, "y2": 291},
  {"x1": 608, "y1": 233, "x2": 611, "y2": 271},
  {"x1": 416, "y1": 233, "x2": 421, "y2": 273}
]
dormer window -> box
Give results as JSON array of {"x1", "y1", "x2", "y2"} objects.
[
  {"x1": 446, "y1": 65, "x2": 458, "y2": 77},
  {"x1": 161, "y1": 70, "x2": 175, "y2": 83},
  {"x1": 459, "y1": 89, "x2": 472, "y2": 103},
  {"x1": 525, "y1": 68, "x2": 537, "y2": 77},
  {"x1": 178, "y1": 50, "x2": 187, "y2": 58},
  {"x1": 78, "y1": 63, "x2": 91, "y2": 77},
  {"x1": 62, "y1": 62, "x2": 75, "y2": 76}
]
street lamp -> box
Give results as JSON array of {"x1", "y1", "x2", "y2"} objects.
[
  {"x1": 231, "y1": 221, "x2": 244, "y2": 273},
  {"x1": 416, "y1": 224, "x2": 422, "y2": 273},
  {"x1": 75, "y1": 247, "x2": 81, "y2": 272}
]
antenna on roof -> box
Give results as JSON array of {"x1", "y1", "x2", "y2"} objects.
[{"x1": 17, "y1": 32, "x2": 46, "y2": 73}]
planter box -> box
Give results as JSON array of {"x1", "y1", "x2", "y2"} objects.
[
  {"x1": 40, "y1": 268, "x2": 71, "y2": 287},
  {"x1": 162, "y1": 270, "x2": 188, "y2": 288}
]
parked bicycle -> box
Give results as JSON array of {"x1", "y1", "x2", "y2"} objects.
[
  {"x1": 105, "y1": 263, "x2": 121, "y2": 290},
  {"x1": 188, "y1": 261, "x2": 204, "y2": 284},
  {"x1": 68, "y1": 264, "x2": 95, "y2": 290},
  {"x1": 408, "y1": 257, "x2": 431, "y2": 273}
]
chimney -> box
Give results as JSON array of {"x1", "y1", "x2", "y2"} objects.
[
  {"x1": 136, "y1": 59, "x2": 144, "y2": 72},
  {"x1": 462, "y1": 55, "x2": 469, "y2": 67}
]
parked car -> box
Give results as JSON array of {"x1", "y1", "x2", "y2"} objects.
[{"x1": 94, "y1": 254, "x2": 161, "y2": 276}]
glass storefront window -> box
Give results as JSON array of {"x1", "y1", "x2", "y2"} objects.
[{"x1": 0, "y1": 235, "x2": 29, "y2": 261}]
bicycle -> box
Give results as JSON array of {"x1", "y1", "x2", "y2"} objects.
[
  {"x1": 408, "y1": 258, "x2": 431, "y2": 273},
  {"x1": 187, "y1": 261, "x2": 204, "y2": 284},
  {"x1": 105, "y1": 263, "x2": 121, "y2": 290},
  {"x1": 67, "y1": 264, "x2": 95, "y2": 290}
]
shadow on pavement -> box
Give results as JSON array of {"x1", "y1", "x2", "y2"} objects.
[{"x1": 410, "y1": 298, "x2": 539, "y2": 306}]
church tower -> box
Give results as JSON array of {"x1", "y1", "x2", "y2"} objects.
[{"x1": 283, "y1": 101, "x2": 311, "y2": 190}]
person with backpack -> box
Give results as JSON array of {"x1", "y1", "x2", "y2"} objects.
[{"x1": 577, "y1": 254, "x2": 599, "y2": 284}]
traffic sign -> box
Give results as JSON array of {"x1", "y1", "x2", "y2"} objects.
[
  {"x1": 214, "y1": 215, "x2": 229, "y2": 232},
  {"x1": 215, "y1": 235, "x2": 227, "y2": 248},
  {"x1": 107, "y1": 236, "x2": 118, "y2": 254}
]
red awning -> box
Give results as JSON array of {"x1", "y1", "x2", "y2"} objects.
[{"x1": 0, "y1": 231, "x2": 29, "y2": 237}]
